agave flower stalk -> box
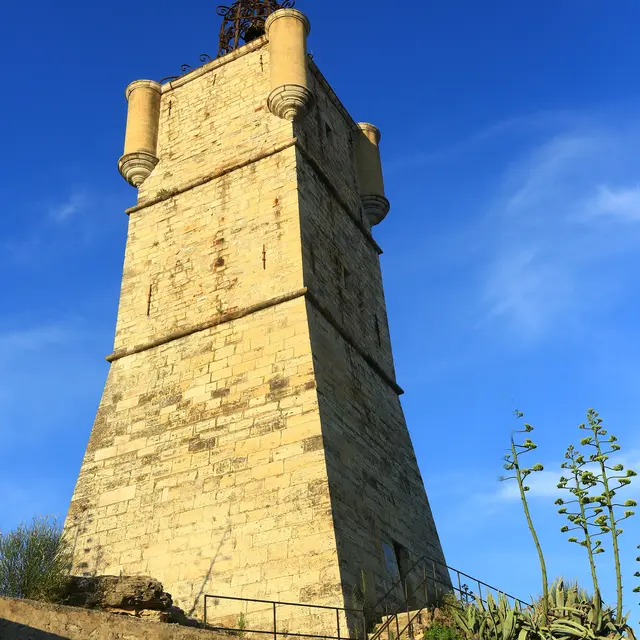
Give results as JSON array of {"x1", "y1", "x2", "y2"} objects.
[
  {"x1": 500, "y1": 411, "x2": 549, "y2": 622},
  {"x1": 577, "y1": 409, "x2": 637, "y2": 624},
  {"x1": 634, "y1": 544, "x2": 640, "y2": 602},
  {"x1": 556, "y1": 445, "x2": 603, "y2": 599}
]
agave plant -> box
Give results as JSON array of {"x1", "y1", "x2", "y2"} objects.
[
  {"x1": 452, "y1": 592, "x2": 531, "y2": 640},
  {"x1": 530, "y1": 579, "x2": 635, "y2": 640}
]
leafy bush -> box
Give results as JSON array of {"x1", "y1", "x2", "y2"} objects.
[
  {"x1": 423, "y1": 621, "x2": 463, "y2": 640},
  {"x1": 0, "y1": 515, "x2": 72, "y2": 602}
]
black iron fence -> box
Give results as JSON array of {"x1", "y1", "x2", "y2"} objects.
[
  {"x1": 202, "y1": 556, "x2": 531, "y2": 639},
  {"x1": 368, "y1": 555, "x2": 532, "y2": 640},
  {"x1": 203, "y1": 594, "x2": 366, "y2": 639}
]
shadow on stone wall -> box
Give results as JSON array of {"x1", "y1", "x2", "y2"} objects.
[{"x1": 0, "y1": 618, "x2": 68, "y2": 639}]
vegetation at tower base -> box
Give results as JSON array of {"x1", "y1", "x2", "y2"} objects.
[
  {"x1": 0, "y1": 515, "x2": 72, "y2": 602},
  {"x1": 446, "y1": 408, "x2": 637, "y2": 640}
]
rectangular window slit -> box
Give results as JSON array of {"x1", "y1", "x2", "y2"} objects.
[
  {"x1": 325, "y1": 122, "x2": 333, "y2": 144},
  {"x1": 374, "y1": 315, "x2": 381, "y2": 346},
  {"x1": 342, "y1": 264, "x2": 351, "y2": 290},
  {"x1": 147, "y1": 284, "x2": 153, "y2": 317}
]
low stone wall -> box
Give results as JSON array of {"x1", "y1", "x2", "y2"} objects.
[{"x1": 0, "y1": 597, "x2": 227, "y2": 640}]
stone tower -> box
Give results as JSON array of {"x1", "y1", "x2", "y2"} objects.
[{"x1": 65, "y1": 0, "x2": 448, "y2": 630}]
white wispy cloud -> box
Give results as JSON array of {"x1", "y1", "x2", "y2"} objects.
[
  {"x1": 475, "y1": 124, "x2": 640, "y2": 340},
  {"x1": 385, "y1": 109, "x2": 581, "y2": 175},
  {"x1": 0, "y1": 325, "x2": 76, "y2": 360},
  {"x1": 590, "y1": 184, "x2": 640, "y2": 222},
  {"x1": 1, "y1": 185, "x2": 127, "y2": 268},
  {"x1": 49, "y1": 190, "x2": 88, "y2": 224}
]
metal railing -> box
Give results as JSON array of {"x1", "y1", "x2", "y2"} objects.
[
  {"x1": 202, "y1": 556, "x2": 530, "y2": 640},
  {"x1": 203, "y1": 594, "x2": 365, "y2": 639},
  {"x1": 368, "y1": 556, "x2": 532, "y2": 640}
]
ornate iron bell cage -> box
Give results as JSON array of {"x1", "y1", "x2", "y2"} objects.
[{"x1": 217, "y1": 0, "x2": 295, "y2": 57}]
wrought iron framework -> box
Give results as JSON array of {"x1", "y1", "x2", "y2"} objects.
[
  {"x1": 217, "y1": 0, "x2": 295, "y2": 56},
  {"x1": 201, "y1": 555, "x2": 532, "y2": 638},
  {"x1": 160, "y1": 0, "x2": 293, "y2": 83}
]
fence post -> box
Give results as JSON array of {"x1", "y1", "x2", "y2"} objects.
[
  {"x1": 203, "y1": 595, "x2": 207, "y2": 629},
  {"x1": 405, "y1": 579, "x2": 410, "y2": 635},
  {"x1": 423, "y1": 566, "x2": 428, "y2": 607},
  {"x1": 336, "y1": 608, "x2": 341, "y2": 640},
  {"x1": 273, "y1": 602, "x2": 277, "y2": 640}
]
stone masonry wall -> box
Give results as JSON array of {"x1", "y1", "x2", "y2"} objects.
[
  {"x1": 64, "y1": 32, "x2": 448, "y2": 635},
  {"x1": 294, "y1": 66, "x2": 396, "y2": 381},
  {"x1": 294, "y1": 68, "x2": 449, "y2": 602},
  {"x1": 65, "y1": 40, "x2": 346, "y2": 630}
]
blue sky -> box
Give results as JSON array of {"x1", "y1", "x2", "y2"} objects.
[{"x1": 1, "y1": 0, "x2": 639, "y2": 621}]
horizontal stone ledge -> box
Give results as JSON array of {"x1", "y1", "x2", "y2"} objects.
[
  {"x1": 105, "y1": 287, "x2": 403, "y2": 396},
  {"x1": 295, "y1": 143, "x2": 383, "y2": 256},
  {"x1": 304, "y1": 289, "x2": 403, "y2": 396},
  {"x1": 125, "y1": 138, "x2": 299, "y2": 216},
  {"x1": 123, "y1": 138, "x2": 382, "y2": 257},
  {"x1": 106, "y1": 288, "x2": 308, "y2": 362}
]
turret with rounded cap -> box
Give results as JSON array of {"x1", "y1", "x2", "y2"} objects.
[
  {"x1": 354, "y1": 123, "x2": 390, "y2": 226},
  {"x1": 118, "y1": 80, "x2": 162, "y2": 188},
  {"x1": 265, "y1": 8, "x2": 314, "y2": 121}
]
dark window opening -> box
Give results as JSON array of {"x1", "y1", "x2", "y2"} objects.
[
  {"x1": 393, "y1": 541, "x2": 412, "y2": 582},
  {"x1": 309, "y1": 246, "x2": 316, "y2": 273},
  {"x1": 324, "y1": 121, "x2": 333, "y2": 144},
  {"x1": 374, "y1": 315, "x2": 381, "y2": 346},
  {"x1": 341, "y1": 264, "x2": 351, "y2": 290}
]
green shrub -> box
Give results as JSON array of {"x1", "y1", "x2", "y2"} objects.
[
  {"x1": 423, "y1": 621, "x2": 462, "y2": 640},
  {"x1": 0, "y1": 515, "x2": 72, "y2": 602}
]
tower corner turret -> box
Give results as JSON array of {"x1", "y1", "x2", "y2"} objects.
[{"x1": 118, "y1": 79, "x2": 162, "y2": 188}]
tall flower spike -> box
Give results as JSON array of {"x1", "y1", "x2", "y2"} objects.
[{"x1": 576, "y1": 409, "x2": 637, "y2": 624}]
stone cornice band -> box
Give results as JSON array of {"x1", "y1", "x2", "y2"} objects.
[
  {"x1": 105, "y1": 288, "x2": 403, "y2": 396},
  {"x1": 106, "y1": 289, "x2": 309, "y2": 363},
  {"x1": 125, "y1": 138, "x2": 382, "y2": 255}
]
